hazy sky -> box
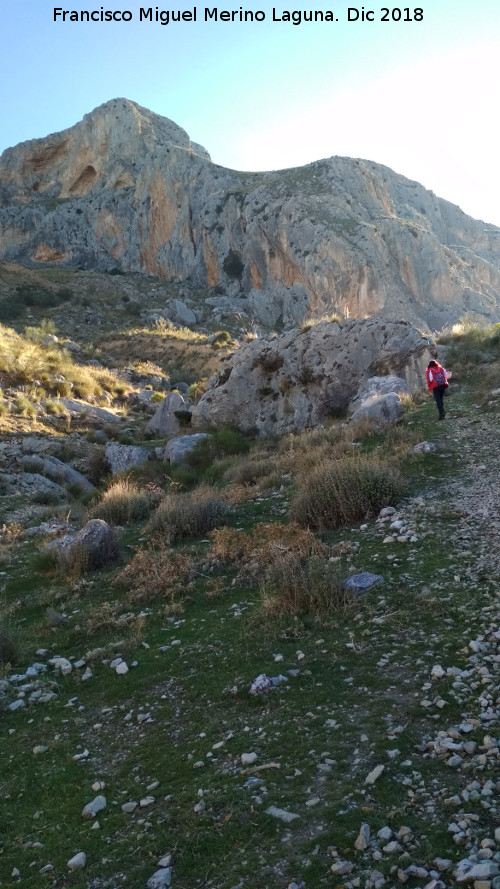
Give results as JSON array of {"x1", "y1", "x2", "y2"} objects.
[{"x1": 1, "y1": 0, "x2": 499, "y2": 224}]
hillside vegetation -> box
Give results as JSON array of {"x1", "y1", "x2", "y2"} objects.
[{"x1": 0, "y1": 319, "x2": 499, "y2": 889}]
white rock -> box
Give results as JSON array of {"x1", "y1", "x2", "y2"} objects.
[
  {"x1": 67, "y1": 852, "x2": 86, "y2": 870},
  {"x1": 330, "y1": 860, "x2": 355, "y2": 875},
  {"x1": 81, "y1": 795, "x2": 106, "y2": 818},
  {"x1": 52, "y1": 657, "x2": 72, "y2": 675},
  {"x1": 355, "y1": 822, "x2": 370, "y2": 850},
  {"x1": 241, "y1": 752, "x2": 258, "y2": 766},
  {"x1": 147, "y1": 867, "x2": 173, "y2": 888},
  {"x1": 365, "y1": 764, "x2": 385, "y2": 785},
  {"x1": 73, "y1": 749, "x2": 89, "y2": 761},
  {"x1": 115, "y1": 661, "x2": 129, "y2": 675},
  {"x1": 265, "y1": 805, "x2": 299, "y2": 823}
]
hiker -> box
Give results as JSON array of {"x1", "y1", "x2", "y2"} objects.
[{"x1": 426, "y1": 359, "x2": 451, "y2": 420}]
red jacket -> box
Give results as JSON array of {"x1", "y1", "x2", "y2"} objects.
[{"x1": 426, "y1": 363, "x2": 450, "y2": 391}]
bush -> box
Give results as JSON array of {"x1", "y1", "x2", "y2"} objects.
[
  {"x1": 87, "y1": 479, "x2": 152, "y2": 525},
  {"x1": 113, "y1": 546, "x2": 193, "y2": 610},
  {"x1": 148, "y1": 485, "x2": 229, "y2": 541},
  {"x1": 290, "y1": 456, "x2": 405, "y2": 531},
  {"x1": 0, "y1": 619, "x2": 26, "y2": 667},
  {"x1": 258, "y1": 553, "x2": 350, "y2": 619},
  {"x1": 0, "y1": 296, "x2": 24, "y2": 322},
  {"x1": 185, "y1": 427, "x2": 250, "y2": 470}
]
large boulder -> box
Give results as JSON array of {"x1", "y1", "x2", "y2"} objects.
[
  {"x1": 56, "y1": 519, "x2": 119, "y2": 571},
  {"x1": 145, "y1": 392, "x2": 191, "y2": 437},
  {"x1": 104, "y1": 443, "x2": 149, "y2": 475},
  {"x1": 164, "y1": 433, "x2": 210, "y2": 464},
  {"x1": 191, "y1": 318, "x2": 434, "y2": 437},
  {"x1": 20, "y1": 454, "x2": 95, "y2": 491},
  {"x1": 349, "y1": 392, "x2": 404, "y2": 428},
  {"x1": 348, "y1": 374, "x2": 412, "y2": 428}
]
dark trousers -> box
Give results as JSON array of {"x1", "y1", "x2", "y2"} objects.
[{"x1": 432, "y1": 385, "x2": 446, "y2": 418}]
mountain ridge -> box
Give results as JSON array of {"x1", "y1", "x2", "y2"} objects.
[{"x1": 1, "y1": 98, "x2": 500, "y2": 331}]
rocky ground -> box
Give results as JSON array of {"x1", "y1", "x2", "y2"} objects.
[{"x1": 0, "y1": 369, "x2": 498, "y2": 889}]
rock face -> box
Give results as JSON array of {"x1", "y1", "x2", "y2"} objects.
[
  {"x1": 1, "y1": 98, "x2": 500, "y2": 330},
  {"x1": 191, "y1": 317, "x2": 434, "y2": 436}
]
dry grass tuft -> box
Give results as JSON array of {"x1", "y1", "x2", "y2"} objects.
[
  {"x1": 290, "y1": 455, "x2": 405, "y2": 531},
  {"x1": 113, "y1": 546, "x2": 193, "y2": 611},
  {"x1": 148, "y1": 485, "x2": 230, "y2": 541},
  {"x1": 208, "y1": 522, "x2": 324, "y2": 585},
  {"x1": 86, "y1": 479, "x2": 153, "y2": 525},
  {"x1": 258, "y1": 552, "x2": 351, "y2": 619}
]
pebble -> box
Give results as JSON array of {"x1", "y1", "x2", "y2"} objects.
[
  {"x1": 365, "y1": 764, "x2": 385, "y2": 784},
  {"x1": 265, "y1": 805, "x2": 299, "y2": 823}
]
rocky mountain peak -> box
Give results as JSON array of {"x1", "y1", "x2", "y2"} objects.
[
  {"x1": 1, "y1": 99, "x2": 500, "y2": 330},
  {"x1": 0, "y1": 98, "x2": 210, "y2": 204}
]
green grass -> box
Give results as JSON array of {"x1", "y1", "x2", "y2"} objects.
[{"x1": 0, "y1": 351, "x2": 498, "y2": 887}]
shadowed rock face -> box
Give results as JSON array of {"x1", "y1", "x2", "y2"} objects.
[{"x1": 1, "y1": 98, "x2": 500, "y2": 330}]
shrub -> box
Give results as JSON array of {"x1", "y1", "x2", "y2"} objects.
[
  {"x1": 86, "y1": 479, "x2": 152, "y2": 525},
  {"x1": 149, "y1": 485, "x2": 229, "y2": 541},
  {"x1": 13, "y1": 396, "x2": 37, "y2": 418},
  {"x1": 290, "y1": 456, "x2": 405, "y2": 530},
  {"x1": 258, "y1": 553, "x2": 350, "y2": 619},
  {"x1": 0, "y1": 619, "x2": 27, "y2": 667},
  {"x1": 113, "y1": 546, "x2": 193, "y2": 610},
  {"x1": 208, "y1": 522, "x2": 324, "y2": 586},
  {"x1": 0, "y1": 296, "x2": 24, "y2": 321},
  {"x1": 252, "y1": 351, "x2": 284, "y2": 374}
]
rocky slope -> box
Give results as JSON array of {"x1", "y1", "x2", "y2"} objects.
[{"x1": 1, "y1": 98, "x2": 500, "y2": 330}]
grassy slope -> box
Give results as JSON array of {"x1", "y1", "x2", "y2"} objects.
[{"x1": 0, "y1": 334, "x2": 499, "y2": 889}]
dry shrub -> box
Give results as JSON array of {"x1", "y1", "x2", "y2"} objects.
[
  {"x1": 0, "y1": 619, "x2": 27, "y2": 667},
  {"x1": 223, "y1": 456, "x2": 275, "y2": 487},
  {"x1": 290, "y1": 455, "x2": 405, "y2": 531},
  {"x1": 83, "y1": 601, "x2": 145, "y2": 638},
  {"x1": 148, "y1": 485, "x2": 230, "y2": 541},
  {"x1": 113, "y1": 546, "x2": 193, "y2": 611},
  {"x1": 208, "y1": 522, "x2": 324, "y2": 585},
  {"x1": 86, "y1": 479, "x2": 152, "y2": 525},
  {"x1": 258, "y1": 552, "x2": 351, "y2": 619}
]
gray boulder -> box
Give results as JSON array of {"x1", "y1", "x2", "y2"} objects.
[
  {"x1": 166, "y1": 299, "x2": 197, "y2": 326},
  {"x1": 349, "y1": 392, "x2": 404, "y2": 428},
  {"x1": 343, "y1": 572, "x2": 384, "y2": 594},
  {"x1": 21, "y1": 454, "x2": 95, "y2": 492},
  {"x1": 145, "y1": 392, "x2": 191, "y2": 437},
  {"x1": 191, "y1": 318, "x2": 433, "y2": 437},
  {"x1": 104, "y1": 442, "x2": 149, "y2": 475},
  {"x1": 57, "y1": 519, "x2": 119, "y2": 571},
  {"x1": 349, "y1": 375, "x2": 411, "y2": 409},
  {"x1": 58, "y1": 398, "x2": 122, "y2": 424},
  {"x1": 164, "y1": 433, "x2": 210, "y2": 464},
  {"x1": 21, "y1": 472, "x2": 65, "y2": 498}
]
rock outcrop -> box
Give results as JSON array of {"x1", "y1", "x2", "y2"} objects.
[
  {"x1": 191, "y1": 317, "x2": 434, "y2": 436},
  {"x1": 2, "y1": 98, "x2": 500, "y2": 330}
]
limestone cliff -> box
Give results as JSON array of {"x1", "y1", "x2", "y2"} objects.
[{"x1": 1, "y1": 98, "x2": 500, "y2": 330}]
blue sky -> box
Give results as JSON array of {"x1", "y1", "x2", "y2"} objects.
[{"x1": 1, "y1": 0, "x2": 499, "y2": 224}]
